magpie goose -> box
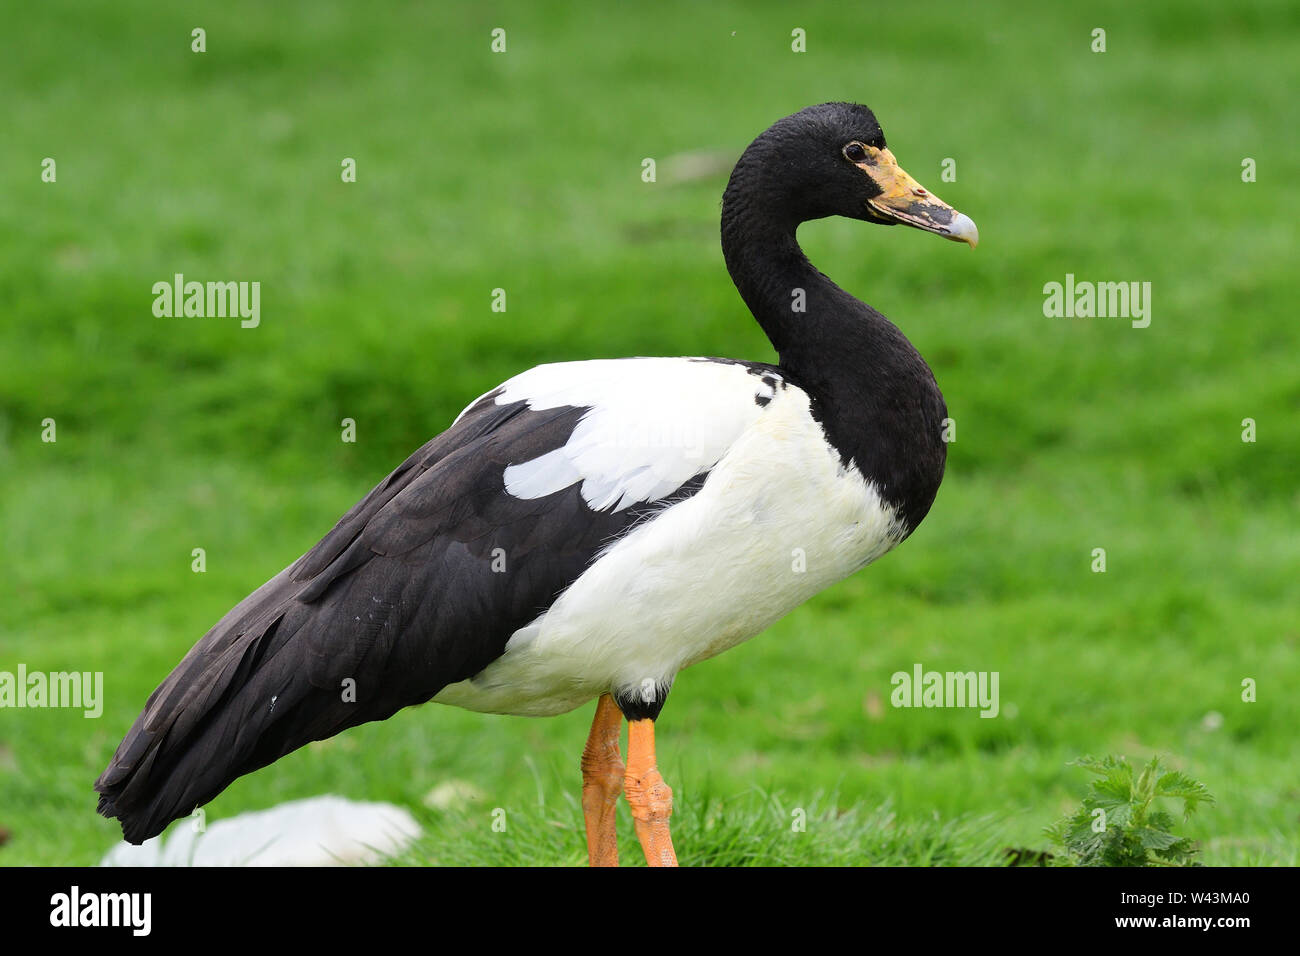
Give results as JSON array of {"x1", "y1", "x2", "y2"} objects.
[{"x1": 96, "y1": 102, "x2": 977, "y2": 866}]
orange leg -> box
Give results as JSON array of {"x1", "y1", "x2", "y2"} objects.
[
  {"x1": 625, "y1": 718, "x2": 678, "y2": 867},
  {"x1": 580, "y1": 693, "x2": 625, "y2": 867}
]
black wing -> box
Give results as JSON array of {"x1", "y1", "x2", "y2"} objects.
[{"x1": 94, "y1": 392, "x2": 698, "y2": 844}]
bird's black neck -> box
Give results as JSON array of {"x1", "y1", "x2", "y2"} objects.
[{"x1": 720, "y1": 192, "x2": 948, "y2": 536}]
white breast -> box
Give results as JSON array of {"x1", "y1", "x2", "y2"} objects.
[{"x1": 433, "y1": 382, "x2": 904, "y2": 717}]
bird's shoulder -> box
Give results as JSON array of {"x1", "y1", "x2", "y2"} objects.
[{"x1": 450, "y1": 356, "x2": 795, "y2": 512}]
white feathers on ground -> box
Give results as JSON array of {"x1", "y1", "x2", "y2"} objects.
[{"x1": 99, "y1": 795, "x2": 421, "y2": 867}]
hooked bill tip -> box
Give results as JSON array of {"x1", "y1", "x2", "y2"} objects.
[{"x1": 946, "y1": 212, "x2": 979, "y2": 248}]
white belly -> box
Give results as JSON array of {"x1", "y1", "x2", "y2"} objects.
[{"x1": 432, "y1": 387, "x2": 903, "y2": 716}]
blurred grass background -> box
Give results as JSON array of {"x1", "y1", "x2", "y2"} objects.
[{"x1": 1, "y1": 0, "x2": 1297, "y2": 865}]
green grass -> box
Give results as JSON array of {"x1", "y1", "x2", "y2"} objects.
[
  {"x1": 2, "y1": 0, "x2": 1298, "y2": 866},
  {"x1": 393, "y1": 784, "x2": 1010, "y2": 867}
]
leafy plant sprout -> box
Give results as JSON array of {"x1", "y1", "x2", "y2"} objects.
[{"x1": 1046, "y1": 755, "x2": 1215, "y2": 867}]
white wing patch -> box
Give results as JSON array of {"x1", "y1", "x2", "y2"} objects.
[{"x1": 492, "y1": 358, "x2": 781, "y2": 512}]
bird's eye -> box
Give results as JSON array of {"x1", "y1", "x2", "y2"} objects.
[{"x1": 843, "y1": 142, "x2": 869, "y2": 163}]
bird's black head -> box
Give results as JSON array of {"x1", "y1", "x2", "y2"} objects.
[{"x1": 725, "y1": 102, "x2": 977, "y2": 247}]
